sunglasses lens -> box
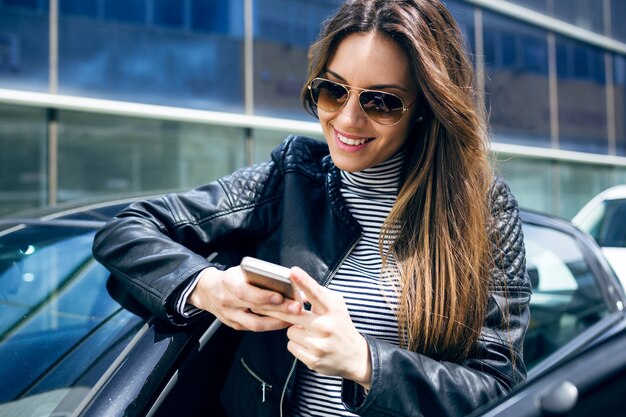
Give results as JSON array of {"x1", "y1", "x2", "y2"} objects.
[
  {"x1": 310, "y1": 79, "x2": 349, "y2": 112},
  {"x1": 359, "y1": 91, "x2": 405, "y2": 125},
  {"x1": 309, "y1": 78, "x2": 407, "y2": 125}
]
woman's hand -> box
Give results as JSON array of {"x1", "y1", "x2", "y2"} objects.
[
  {"x1": 255, "y1": 267, "x2": 372, "y2": 389},
  {"x1": 189, "y1": 266, "x2": 298, "y2": 332}
]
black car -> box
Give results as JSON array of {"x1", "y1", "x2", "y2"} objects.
[{"x1": 0, "y1": 201, "x2": 623, "y2": 417}]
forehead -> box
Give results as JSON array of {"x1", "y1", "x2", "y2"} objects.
[{"x1": 327, "y1": 32, "x2": 414, "y2": 89}]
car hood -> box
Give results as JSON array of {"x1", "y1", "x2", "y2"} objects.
[{"x1": 601, "y1": 247, "x2": 626, "y2": 288}]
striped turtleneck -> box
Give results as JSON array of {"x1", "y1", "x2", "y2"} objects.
[{"x1": 291, "y1": 151, "x2": 405, "y2": 417}]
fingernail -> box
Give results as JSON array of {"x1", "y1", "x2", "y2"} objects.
[{"x1": 270, "y1": 294, "x2": 282, "y2": 304}]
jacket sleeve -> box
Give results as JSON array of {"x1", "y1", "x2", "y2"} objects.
[
  {"x1": 341, "y1": 177, "x2": 532, "y2": 417},
  {"x1": 92, "y1": 160, "x2": 283, "y2": 325}
]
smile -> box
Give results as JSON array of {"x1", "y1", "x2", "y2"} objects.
[{"x1": 336, "y1": 131, "x2": 373, "y2": 146}]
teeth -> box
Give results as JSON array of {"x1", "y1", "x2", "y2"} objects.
[{"x1": 337, "y1": 132, "x2": 370, "y2": 146}]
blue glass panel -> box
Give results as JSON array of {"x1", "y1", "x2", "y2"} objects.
[
  {"x1": 483, "y1": 11, "x2": 551, "y2": 147},
  {"x1": 60, "y1": 0, "x2": 97, "y2": 17},
  {"x1": 444, "y1": 0, "x2": 475, "y2": 57},
  {"x1": 252, "y1": 0, "x2": 337, "y2": 119},
  {"x1": 512, "y1": 0, "x2": 547, "y2": 13},
  {"x1": 611, "y1": 1, "x2": 626, "y2": 43},
  {"x1": 553, "y1": 0, "x2": 604, "y2": 34},
  {"x1": 192, "y1": 0, "x2": 231, "y2": 34},
  {"x1": 0, "y1": 105, "x2": 47, "y2": 216},
  {"x1": 153, "y1": 0, "x2": 184, "y2": 28},
  {"x1": 58, "y1": 11, "x2": 244, "y2": 111},
  {"x1": 104, "y1": 0, "x2": 145, "y2": 23},
  {"x1": 614, "y1": 55, "x2": 626, "y2": 156},
  {"x1": 556, "y1": 36, "x2": 608, "y2": 154},
  {"x1": 0, "y1": 2, "x2": 49, "y2": 91}
]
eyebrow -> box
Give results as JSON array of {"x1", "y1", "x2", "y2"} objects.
[{"x1": 324, "y1": 69, "x2": 409, "y2": 92}]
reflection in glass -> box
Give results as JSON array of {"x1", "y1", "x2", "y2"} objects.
[
  {"x1": 0, "y1": 223, "x2": 144, "y2": 412},
  {"x1": 523, "y1": 223, "x2": 608, "y2": 367},
  {"x1": 556, "y1": 36, "x2": 608, "y2": 154},
  {"x1": 559, "y1": 162, "x2": 612, "y2": 220},
  {"x1": 615, "y1": 55, "x2": 626, "y2": 156},
  {"x1": 253, "y1": 0, "x2": 337, "y2": 119},
  {"x1": 0, "y1": 2, "x2": 49, "y2": 91},
  {"x1": 57, "y1": 112, "x2": 247, "y2": 202},
  {"x1": 553, "y1": 0, "x2": 604, "y2": 34},
  {"x1": 483, "y1": 12, "x2": 551, "y2": 147},
  {"x1": 496, "y1": 156, "x2": 554, "y2": 213},
  {"x1": 511, "y1": 0, "x2": 547, "y2": 13},
  {"x1": 611, "y1": 1, "x2": 626, "y2": 43},
  {"x1": 58, "y1": 1, "x2": 245, "y2": 112},
  {"x1": 252, "y1": 129, "x2": 324, "y2": 164},
  {"x1": 0, "y1": 105, "x2": 48, "y2": 217},
  {"x1": 443, "y1": 0, "x2": 475, "y2": 55},
  {"x1": 581, "y1": 199, "x2": 626, "y2": 248}
]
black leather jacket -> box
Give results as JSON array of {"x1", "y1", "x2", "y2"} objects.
[{"x1": 93, "y1": 135, "x2": 531, "y2": 417}]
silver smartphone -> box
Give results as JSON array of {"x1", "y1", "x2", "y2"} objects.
[{"x1": 240, "y1": 256, "x2": 296, "y2": 299}]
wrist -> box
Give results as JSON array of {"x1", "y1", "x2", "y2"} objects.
[
  {"x1": 350, "y1": 334, "x2": 372, "y2": 389},
  {"x1": 189, "y1": 267, "x2": 219, "y2": 310}
]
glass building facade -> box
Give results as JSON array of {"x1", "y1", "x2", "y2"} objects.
[{"x1": 1, "y1": 0, "x2": 626, "y2": 219}]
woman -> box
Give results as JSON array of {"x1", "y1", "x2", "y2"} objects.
[{"x1": 93, "y1": 0, "x2": 531, "y2": 416}]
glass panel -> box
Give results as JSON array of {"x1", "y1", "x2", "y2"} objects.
[
  {"x1": 523, "y1": 222, "x2": 609, "y2": 367},
  {"x1": 559, "y1": 162, "x2": 613, "y2": 220},
  {"x1": 444, "y1": 0, "x2": 475, "y2": 55},
  {"x1": 510, "y1": 0, "x2": 547, "y2": 13},
  {"x1": 0, "y1": 105, "x2": 48, "y2": 217},
  {"x1": 0, "y1": 223, "x2": 144, "y2": 411},
  {"x1": 615, "y1": 55, "x2": 626, "y2": 156},
  {"x1": 484, "y1": 12, "x2": 551, "y2": 147},
  {"x1": 58, "y1": 0, "x2": 245, "y2": 112},
  {"x1": 252, "y1": 129, "x2": 324, "y2": 164},
  {"x1": 611, "y1": 0, "x2": 626, "y2": 43},
  {"x1": 0, "y1": 0, "x2": 49, "y2": 91},
  {"x1": 57, "y1": 112, "x2": 247, "y2": 202},
  {"x1": 556, "y1": 36, "x2": 608, "y2": 154},
  {"x1": 252, "y1": 0, "x2": 337, "y2": 119},
  {"x1": 586, "y1": 199, "x2": 626, "y2": 248},
  {"x1": 496, "y1": 156, "x2": 554, "y2": 213},
  {"x1": 553, "y1": 0, "x2": 604, "y2": 34}
]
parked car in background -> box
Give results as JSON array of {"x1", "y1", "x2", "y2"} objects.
[
  {"x1": 0, "y1": 200, "x2": 623, "y2": 417},
  {"x1": 572, "y1": 185, "x2": 626, "y2": 286}
]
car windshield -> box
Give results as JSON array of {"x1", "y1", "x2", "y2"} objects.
[{"x1": 0, "y1": 222, "x2": 145, "y2": 416}]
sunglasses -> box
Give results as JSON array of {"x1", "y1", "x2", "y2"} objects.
[{"x1": 308, "y1": 77, "x2": 417, "y2": 126}]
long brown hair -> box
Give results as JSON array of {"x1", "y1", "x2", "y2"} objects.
[{"x1": 302, "y1": 0, "x2": 493, "y2": 362}]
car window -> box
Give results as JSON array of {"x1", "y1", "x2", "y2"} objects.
[
  {"x1": 523, "y1": 223, "x2": 610, "y2": 368},
  {"x1": 594, "y1": 199, "x2": 626, "y2": 248},
  {"x1": 577, "y1": 199, "x2": 626, "y2": 248},
  {"x1": 0, "y1": 224, "x2": 145, "y2": 417}
]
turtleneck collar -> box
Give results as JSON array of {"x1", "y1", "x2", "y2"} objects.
[{"x1": 339, "y1": 149, "x2": 405, "y2": 197}]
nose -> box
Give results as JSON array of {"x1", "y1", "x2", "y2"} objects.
[{"x1": 337, "y1": 90, "x2": 368, "y2": 127}]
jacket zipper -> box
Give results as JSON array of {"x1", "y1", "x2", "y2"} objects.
[
  {"x1": 241, "y1": 358, "x2": 272, "y2": 403},
  {"x1": 279, "y1": 234, "x2": 361, "y2": 417}
]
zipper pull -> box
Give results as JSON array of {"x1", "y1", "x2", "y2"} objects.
[{"x1": 262, "y1": 382, "x2": 267, "y2": 403}]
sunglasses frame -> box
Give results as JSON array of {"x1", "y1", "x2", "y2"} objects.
[{"x1": 308, "y1": 77, "x2": 418, "y2": 126}]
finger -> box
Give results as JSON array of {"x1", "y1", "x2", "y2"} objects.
[
  {"x1": 225, "y1": 269, "x2": 284, "y2": 305},
  {"x1": 287, "y1": 340, "x2": 321, "y2": 372},
  {"x1": 229, "y1": 308, "x2": 291, "y2": 332},
  {"x1": 290, "y1": 267, "x2": 330, "y2": 314},
  {"x1": 252, "y1": 307, "x2": 311, "y2": 327}
]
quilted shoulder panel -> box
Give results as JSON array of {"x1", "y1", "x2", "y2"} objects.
[
  {"x1": 488, "y1": 177, "x2": 530, "y2": 290},
  {"x1": 218, "y1": 161, "x2": 280, "y2": 209}
]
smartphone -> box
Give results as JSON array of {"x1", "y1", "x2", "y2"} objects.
[{"x1": 240, "y1": 256, "x2": 296, "y2": 300}]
